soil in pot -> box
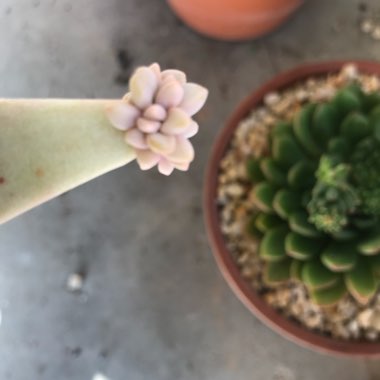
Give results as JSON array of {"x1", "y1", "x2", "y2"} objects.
[{"x1": 216, "y1": 64, "x2": 380, "y2": 342}]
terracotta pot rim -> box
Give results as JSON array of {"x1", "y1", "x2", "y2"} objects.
[{"x1": 204, "y1": 60, "x2": 380, "y2": 357}]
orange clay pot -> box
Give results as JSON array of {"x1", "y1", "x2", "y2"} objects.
[{"x1": 167, "y1": 0, "x2": 304, "y2": 41}]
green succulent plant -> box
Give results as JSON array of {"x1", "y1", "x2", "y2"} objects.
[{"x1": 247, "y1": 84, "x2": 380, "y2": 306}]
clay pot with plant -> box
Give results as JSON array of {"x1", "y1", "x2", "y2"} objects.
[
  {"x1": 167, "y1": 0, "x2": 304, "y2": 41},
  {"x1": 205, "y1": 61, "x2": 380, "y2": 356}
]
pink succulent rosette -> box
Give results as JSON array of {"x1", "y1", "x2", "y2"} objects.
[{"x1": 107, "y1": 63, "x2": 209, "y2": 175}]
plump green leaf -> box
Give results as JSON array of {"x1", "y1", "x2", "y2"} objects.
[
  {"x1": 370, "y1": 112, "x2": 380, "y2": 142},
  {"x1": 285, "y1": 232, "x2": 323, "y2": 260},
  {"x1": 312, "y1": 103, "x2": 339, "y2": 147},
  {"x1": 287, "y1": 161, "x2": 317, "y2": 189},
  {"x1": 254, "y1": 182, "x2": 277, "y2": 212},
  {"x1": 352, "y1": 215, "x2": 378, "y2": 230},
  {"x1": 259, "y1": 226, "x2": 289, "y2": 262},
  {"x1": 260, "y1": 158, "x2": 287, "y2": 186},
  {"x1": 255, "y1": 213, "x2": 283, "y2": 233},
  {"x1": 271, "y1": 121, "x2": 293, "y2": 138},
  {"x1": 290, "y1": 259, "x2": 303, "y2": 281},
  {"x1": 293, "y1": 104, "x2": 322, "y2": 156},
  {"x1": 272, "y1": 135, "x2": 306, "y2": 169},
  {"x1": 345, "y1": 257, "x2": 377, "y2": 304},
  {"x1": 368, "y1": 254, "x2": 380, "y2": 276},
  {"x1": 310, "y1": 279, "x2": 347, "y2": 307},
  {"x1": 333, "y1": 88, "x2": 362, "y2": 116},
  {"x1": 327, "y1": 137, "x2": 351, "y2": 160},
  {"x1": 247, "y1": 158, "x2": 265, "y2": 183},
  {"x1": 331, "y1": 228, "x2": 359, "y2": 241},
  {"x1": 340, "y1": 112, "x2": 371, "y2": 143},
  {"x1": 273, "y1": 189, "x2": 302, "y2": 220},
  {"x1": 289, "y1": 210, "x2": 322, "y2": 238},
  {"x1": 302, "y1": 259, "x2": 340, "y2": 290},
  {"x1": 264, "y1": 259, "x2": 292, "y2": 284},
  {"x1": 358, "y1": 228, "x2": 380, "y2": 255},
  {"x1": 363, "y1": 92, "x2": 380, "y2": 113},
  {"x1": 246, "y1": 215, "x2": 263, "y2": 239},
  {"x1": 321, "y1": 242, "x2": 358, "y2": 272}
]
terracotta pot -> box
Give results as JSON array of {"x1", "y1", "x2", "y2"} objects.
[
  {"x1": 167, "y1": 0, "x2": 304, "y2": 41},
  {"x1": 204, "y1": 61, "x2": 380, "y2": 356}
]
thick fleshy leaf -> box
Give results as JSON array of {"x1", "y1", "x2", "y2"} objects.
[
  {"x1": 273, "y1": 189, "x2": 301, "y2": 220},
  {"x1": 183, "y1": 121, "x2": 199, "y2": 139},
  {"x1": 345, "y1": 257, "x2": 377, "y2": 305},
  {"x1": 144, "y1": 104, "x2": 167, "y2": 121},
  {"x1": 340, "y1": 112, "x2": 371, "y2": 143},
  {"x1": 302, "y1": 259, "x2": 340, "y2": 290},
  {"x1": 166, "y1": 137, "x2": 195, "y2": 163},
  {"x1": 146, "y1": 133, "x2": 176, "y2": 155},
  {"x1": 246, "y1": 215, "x2": 263, "y2": 240},
  {"x1": 259, "y1": 226, "x2": 288, "y2": 262},
  {"x1": 327, "y1": 137, "x2": 351, "y2": 160},
  {"x1": 287, "y1": 161, "x2": 316, "y2": 189},
  {"x1": 253, "y1": 182, "x2": 277, "y2": 213},
  {"x1": 161, "y1": 108, "x2": 192, "y2": 135},
  {"x1": 272, "y1": 135, "x2": 306, "y2": 169},
  {"x1": 293, "y1": 104, "x2": 321, "y2": 156},
  {"x1": 358, "y1": 229, "x2": 380, "y2": 255},
  {"x1": 247, "y1": 158, "x2": 265, "y2": 183},
  {"x1": 260, "y1": 158, "x2": 287, "y2": 186},
  {"x1": 106, "y1": 102, "x2": 140, "y2": 131},
  {"x1": 264, "y1": 259, "x2": 291, "y2": 284},
  {"x1": 271, "y1": 121, "x2": 293, "y2": 138},
  {"x1": 158, "y1": 158, "x2": 175, "y2": 176},
  {"x1": 289, "y1": 211, "x2": 322, "y2": 238},
  {"x1": 363, "y1": 92, "x2": 380, "y2": 112},
  {"x1": 333, "y1": 88, "x2": 362, "y2": 116},
  {"x1": 137, "y1": 118, "x2": 161, "y2": 134},
  {"x1": 331, "y1": 228, "x2": 358, "y2": 241},
  {"x1": 155, "y1": 79, "x2": 184, "y2": 108},
  {"x1": 285, "y1": 232, "x2": 323, "y2": 261},
  {"x1": 179, "y1": 83, "x2": 209, "y2": 116},
  {"x1": 125, "y1": 128, "x2": 148, "y2": 150},
  {"x1": 149, "y1": 63, "x2": 161, "y2": 81},
  {"x1": 172, "y1": 161, "x2": 190, "y2": 171},
  {"x1": 353, "y1": 215, "x2": 378, "y2": 230},
  {"x1": 312, "y1": 103, "x2": 339, "y2": 147},
  {"x1": 136, "y1": 150, "x2": 160, "y2": 170},
  {"x1": 161, "y1": 69, "x2": 187, "y2": 84},
  {"x1": 321, "y1": 242, "x2": 358, "y2": 272},
  {"x1": 369, "y1": 254, "x2": 380, "y2": 276},
  {"x1": 370, "y1": 112, "x2": 380, "y2": 142},
  {"x1": 255, "y1": 213, "x2": 283, "y2": 233},
  {"x1": 130, "y1": 67, "x2": 158, "y2": 109},
  {"x1": 310, "y1": 279, "x2": 347, "y2": 307},
  {"x1": 290, "y1": 260, "x2": 303, "y2": 281}
]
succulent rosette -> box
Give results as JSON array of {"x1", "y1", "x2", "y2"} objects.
[{"x1": 107, "y1": 63, "x2": 208, "y2": 175}]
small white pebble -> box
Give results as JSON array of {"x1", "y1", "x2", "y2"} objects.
[
  {"x1": 341, "y1": 64, "x2": 359, "y2": 80},
  {"x1": 372, "y1": 26, "x2": 380, "y2": 40},
  {"x1": 93, "y1": 374, "x2": 111, "y2": 380},
  {"x1": 357, "y1": 309, "x2": 373, "y2": 328},
  {"x1": 361, "y1": 19, "x2": 374, "y2": 34},
  {"x1": 66, "y1": 273, "x2": 84, "y2": 292},
  {"x1": 264, "y1": 92, "x2": 281, "y2": 107}
]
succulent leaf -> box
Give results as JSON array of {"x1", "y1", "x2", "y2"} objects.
[
  {"x1": 310, "y1": 279, "x2": 347, "y2": 307},
  {"x1": 333, "y1": 87, "x2": 362, "y2": 116},
  {"x1": 290, "y1": 259, "x2": 303, "y2": 281},
  {"x1": 345, "y1": 257, "x2": 376, "y2": 305},
  {"x1": 273, "y1": 189, "x2": 302, "y2": 220},
  {"x1": 293, "y1": 104, "x2": 322, "y2": 156},
  {"x1": 247, "y1": 158, "x2": 265, "y2": 183},
  {"x1": 302, "y1": 259, "x2": 340, "y2": 290},
  {"x1": 312, "y1": 103, "x2": 339, "y2": 147},
  {"x1": 289, "y1": 210, "x2": 322, "y2": 238},
  {"x1": 272, "y1": 135, "x2": 306, "y2": 168},
  {"x1": 357, "y1": 228, "x2": 380, "y2": 255},
  {"x1": 287, "y1": 161, "x2": 317, "y2": 189},
  {"x1": 285, "y1": 232, "x2": 323, "y2": 260},
  {"x1": 321, "y1": 242, "x2": 358, "y2": 272},
  {"x1": 254, "y1": 182, "x2": 277, "y2": 212},
  {"x1": 264, "y1": 259, "x2": 292, "y2": 284},
  {"x1": 259, "y1": 226, "x2": 289, "y2": 262},
  {"x1": 260, "y1": 158, "x2": 287, "y2": 186},
  {"x1": 255, "y1": 213, "x2": 283, "y2": 233},
  {"x1": 340, "y1": 112, "x2": 371, "y2": 143}
]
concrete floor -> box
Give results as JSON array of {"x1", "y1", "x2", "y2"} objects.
[{"x1": 1, "y1": 0, "x2": 380, "y2": 379}]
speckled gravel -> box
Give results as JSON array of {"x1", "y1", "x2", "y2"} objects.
[{"x1": 217, "y1": 64, "x2": 380, "y2": 341}]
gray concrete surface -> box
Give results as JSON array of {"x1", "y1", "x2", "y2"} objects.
[{"x1": 0, "y1": 0, "x2": 380, "y2": 379}]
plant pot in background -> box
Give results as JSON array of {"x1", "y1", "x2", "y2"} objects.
[
  {"x1": 167, "y1": 0, "x2": 304, "y2": 41},
  {"x1": 204, "y1": 61, "x2": 380, "y2": 356}
]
